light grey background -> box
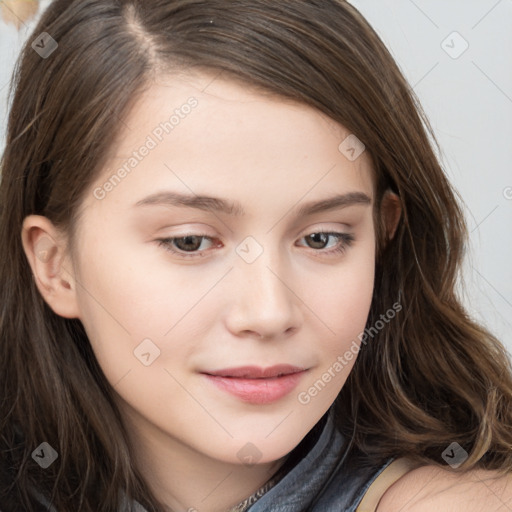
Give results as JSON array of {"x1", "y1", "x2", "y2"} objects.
[
  {"x1": 1, "y1": 0, "x2": 511, "y2": 354},
  {"x1": 349, "y1": 0, "x2": 512, "y2": 355}
]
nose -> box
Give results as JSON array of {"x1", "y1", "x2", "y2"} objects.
[{"x1": 224, "y1": 246, "x2": 303, "y2": 340}]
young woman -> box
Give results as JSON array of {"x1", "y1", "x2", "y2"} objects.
[{"x1": 1, "y1": 1, "x2": 511, "y2": 511}]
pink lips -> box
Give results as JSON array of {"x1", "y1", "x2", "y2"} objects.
[{"x1": 201, "y1": 365, "x2": 307, "y2": 404}]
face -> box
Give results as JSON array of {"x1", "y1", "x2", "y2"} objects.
[{"x1": 39, "y1": 72, "x2": 380, "y2": 468}]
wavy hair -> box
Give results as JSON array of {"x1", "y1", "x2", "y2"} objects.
[{"x1": 1, "y1": 0, "x2": 511, "y2": 510}]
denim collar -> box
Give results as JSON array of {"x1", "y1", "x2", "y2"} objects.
[{"x1": 245, "y1": 406, "x2": 348, "y2": 511}]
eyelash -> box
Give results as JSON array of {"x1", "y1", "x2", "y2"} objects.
[{"x1": 156, "y1": 230, "x2": 355, "y2": 259}]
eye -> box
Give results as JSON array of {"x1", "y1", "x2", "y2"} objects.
[
  {"x1": 297, "y1": 231, "x2": 355, "y2": 256},
  {"x1": 157, "y1": 234, "x2": 218, "y2": 259},
  {"x1": 156, "y1": 230, "x2": 355, "y2": 259}
]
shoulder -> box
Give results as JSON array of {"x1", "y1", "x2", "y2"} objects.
[{"x1": 376, "y1": 464, "x2": 512, "y2": 512}]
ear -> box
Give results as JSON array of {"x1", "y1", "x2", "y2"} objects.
[
  {"x1": 380, "y1": 190, "x2": 402, "y2": 240},
  {"x1": 21, "y1": 215, "x2": 81, "y2": 319}
]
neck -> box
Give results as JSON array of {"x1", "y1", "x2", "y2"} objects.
[{"x1": 120, "y1": 406, "x2": 290, "y2": 512}]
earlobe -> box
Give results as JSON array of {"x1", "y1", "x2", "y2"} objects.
[
  {"x1": 381, "y1": 190, "x2": 402, "y2": 241},
  {"x1": 21, "y1": 215, "x2": 81, "y2": 319}
]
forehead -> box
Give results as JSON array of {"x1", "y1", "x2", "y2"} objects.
[{"x1": 82, "y1": 71, "x2": 375, "y2": 217}]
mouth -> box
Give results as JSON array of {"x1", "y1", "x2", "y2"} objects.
[
  {"x1": 200, "y1": 365, "x2": 308, "y2": 404},
  {"x1": 202, "y1": 364, "x2": 306, "y2": 379}
]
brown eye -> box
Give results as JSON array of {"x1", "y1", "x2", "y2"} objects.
[
  {"x1": 156, "y1": 231, "x2": 354, "y2": 260},
  {"x1": 305, "y1": 232, "x2": 331, "y2": 249},
  {"x1": 299, "y1": 231, "x2": 355, "y2": 256},
  {"x1": 171, "y1": 235, "x2": 204, "y2": 252},
  {"x1": 157, "y1": 234, "x2": 218, "y2": 259}
]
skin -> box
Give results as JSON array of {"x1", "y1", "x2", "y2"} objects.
[
  {"x1": 378, "y1": 465, "x2": 512, "y2": 512},
  {"x1": 21, "y1": 71, "x2": 405, "y2": 511}
]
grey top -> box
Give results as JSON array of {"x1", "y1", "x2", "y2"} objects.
[{"x1": 22, "y1": 406, "x2": 393, "y2": 511}]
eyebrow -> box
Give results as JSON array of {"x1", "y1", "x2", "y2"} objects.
[{"x1": 134, "y1": 190, "x2": 371, "y2": 217}]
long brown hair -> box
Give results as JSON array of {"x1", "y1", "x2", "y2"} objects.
[{"x1": 1, "y1": 0, "x2": 511, "y2": 510}]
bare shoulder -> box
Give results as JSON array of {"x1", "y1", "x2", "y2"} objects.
[{"x1": 376, "y1": 464, "x2": 512, "y2": 512}]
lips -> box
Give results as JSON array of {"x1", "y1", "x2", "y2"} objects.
[
  {"x1": 201, "y1": 365, "x2": 308, "y2": 404},
  {"x1": 203, "y1": 364, "x2": 305, "y2": 379}
]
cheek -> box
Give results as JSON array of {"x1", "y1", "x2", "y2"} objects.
[
  {"x1": 318, "y1": 235, "x2": 375, "y2": 328},
  {"x1": 294, "y1": 256, "x2": 374, "y2": 410},
  {"x1": 307, "y1": 238, "x2": 375, "y2": 368},
  {"x1": 72, "y1": 239, "x2": 170, "y2": 379},
  {"x1": 324, "y1": 273, "x2": 374, "y2": 354},
  {"x1": 75, "y1": 234, "x2": 173, "y2": 331},
  {"x1": 73, "y1": 234, "x2": 212, "y2": 386}
]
